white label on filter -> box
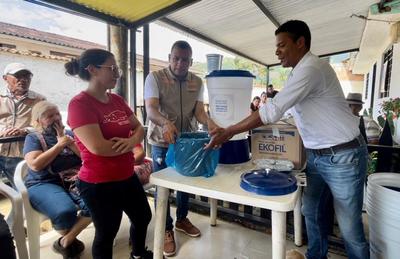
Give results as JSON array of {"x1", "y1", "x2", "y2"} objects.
[{"x1": 211, "y1": 94, "x2": 234, "y2": 120}]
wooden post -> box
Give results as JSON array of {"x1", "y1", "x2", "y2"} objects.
[{"x1": 109, "y1": 24, "x2": 128, "y2": 101}]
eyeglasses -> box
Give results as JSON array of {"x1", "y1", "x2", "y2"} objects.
[{"x1": 95, "y1": 65, "x2": 123, "y2": 77}]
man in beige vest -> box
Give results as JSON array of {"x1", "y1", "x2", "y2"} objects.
[
  {"x1": 1, "y1": 63, "x2": 45, "y2": 188},
  {"x1": 145, "y1": 40, "x2": 218, "y2": 257}
]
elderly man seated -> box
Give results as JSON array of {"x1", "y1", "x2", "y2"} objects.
[{"x1": 1, "y1": 63, "x2": 45, "y2": 188}]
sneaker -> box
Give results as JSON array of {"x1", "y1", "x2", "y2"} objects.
[
  {"x1": 175, "y1": 218, "x2": 201, "y2": 237},
  {"x1": 163, "y1": 230, "x2": 176, "y2": 257}
]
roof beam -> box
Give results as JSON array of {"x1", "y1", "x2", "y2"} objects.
[
  {"x1": 252, "y1": 0, "x2": 280, "y2": 28},
  {"x1": 160, "y1": 18, "x2": 268, "y2": 66},
  {"x1": 131, "y1": 0, "x2": 200, "y2": 28},
  {"x1": 25, "y1": 0, "x2": 131, "y2": 27}
]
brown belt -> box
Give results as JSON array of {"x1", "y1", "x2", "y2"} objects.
[{"x1": 307, "y1": 136, "x2": 363, "y2": 155}]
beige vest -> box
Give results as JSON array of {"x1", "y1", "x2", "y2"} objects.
[
  {"x1": 0, "y1": 90, "x2": 45, "y2": 157},
  {"x1": 147, "y1": 68, "x2": 202, "y2": 147}
]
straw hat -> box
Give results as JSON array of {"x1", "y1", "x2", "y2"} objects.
[{"x1": 346, "y1": 93, "x2": 364, "y2": 105}]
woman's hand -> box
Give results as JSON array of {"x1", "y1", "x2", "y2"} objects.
[
  {"x1": 53, "y1": 121, "x2": 65, "y2": 137},
  {"x1": 110, "y1": 137, "x2": 135, "y2": 154},
  {"x1": 56, "y1": 135, "x2": 74, "y2": 149}
]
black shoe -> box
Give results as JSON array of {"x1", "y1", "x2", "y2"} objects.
[
  {"x1": 53, "y1": 237, "x2": 84, "y2": 259},
  {"x1": 68, "y1": 238, "x2": 85, "y2": 257},
  {"x1": 52, "y1": 238, "x2": 70, "y2": 258},
  {"x1": 130, "y1": 247, "x2": 157, "y2": 259}
]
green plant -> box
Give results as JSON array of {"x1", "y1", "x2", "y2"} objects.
[
  {"x1": 367, "y1": 151, "x2": 378, "y2": 175},
  {"x1": 377, "y1": 98, "x2": 400, "y2": 133}
]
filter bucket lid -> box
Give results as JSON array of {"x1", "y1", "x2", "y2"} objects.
[
  {"x1": 206, "y1": 70, "x2": 255, "y2": 78},
  {"x1": 240, "y1": 169, "x2": 297, "y2": 196}
]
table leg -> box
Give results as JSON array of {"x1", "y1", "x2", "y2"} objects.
[
  {"x1": 154, "y1": 187, "x2": 169, "y2": 259},
  {"x1": 209, "y1": 198, "x2": 217, "y2": 226},
  {"x1": 294, "y1": 188, "x2": 303, "y2": 246},
  {"x1": 271, "y1": 211, "x2": 286, "y2": 259}
]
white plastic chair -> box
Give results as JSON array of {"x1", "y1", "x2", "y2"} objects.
[
  {"x1": 0, "y1": 180, "x2": 28, "y2": 259},
  {"x1": 14, "y1": 160, "x2": 48, "y2": 259}
]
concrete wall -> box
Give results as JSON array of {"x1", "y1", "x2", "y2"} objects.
[
  {"x1": 1, "y1": 52, "x2": 86, "y2": 113},
  {"x1": 364, "y1": 42, "x2": 400, "y2": 119}
]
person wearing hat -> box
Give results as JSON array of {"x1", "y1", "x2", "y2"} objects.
[
  {"x1": 1, "y1": 62, "x2": 45, "y2": 187},
  {"x1": 346, "y1": 93, "x2": 368, "y2": 143},
  {"x1": 346, "y1": 92, "x2": 381, "y2": 144}
]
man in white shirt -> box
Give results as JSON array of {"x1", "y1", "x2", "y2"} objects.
[{"x1": 206, "y1": 20, "x2": 369, "y2": 259}]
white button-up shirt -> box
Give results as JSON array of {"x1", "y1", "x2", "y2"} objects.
[{"x1": 259, "y1": 52, "x2": 359, "y2": 149}]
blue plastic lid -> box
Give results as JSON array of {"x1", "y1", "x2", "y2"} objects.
[
  {"x1": 240, "y1": 169, "x2": 297, "y2": 196},
  {"x1": 206, "y1": 70, "x2": 255, "y2": 78}
]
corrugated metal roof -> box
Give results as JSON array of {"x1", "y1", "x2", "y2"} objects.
[
  {"x1": 163, "y1": 0, "x2": 377, "y2": 66},
  {"x1": 28, "y1": 0, "x2": 380, "y2": 67},
  {"x1": 73, "y1": 0, "x2": 179, "y2": 22}
]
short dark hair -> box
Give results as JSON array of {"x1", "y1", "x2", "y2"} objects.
[
  {"x1": 171, "y1": 40, "x2": 192, "y2": 54},
  {"x1": 267, "y1": 84, "x2": 273, "y2": 88},
  {"x1": 64, "y1": 48, "x2": 113, "y2": 81},
  {"x1": 275, "y1": 20, "x2": 311, "y2": 49}
]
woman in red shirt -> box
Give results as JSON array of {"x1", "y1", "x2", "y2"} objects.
[{"x1": 66, "y1": 49, "x2": 152, "y2": 259}]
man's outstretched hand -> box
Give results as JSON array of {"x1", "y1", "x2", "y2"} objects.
[{"x1": 204, "y1": 126, "x2": 234, "y2": 149}]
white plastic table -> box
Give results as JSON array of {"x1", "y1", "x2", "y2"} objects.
[{"x1": 150, "y1": 162, "x2": 302, "y2": 259}]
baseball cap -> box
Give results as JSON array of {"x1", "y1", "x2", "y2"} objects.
[{"x1": 3, "y1": 63, "x2": 32, "y2": 76}]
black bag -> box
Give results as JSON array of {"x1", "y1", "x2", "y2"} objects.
[{"x1": 35, "y1": 132, "x2": 81, "y2": 193}]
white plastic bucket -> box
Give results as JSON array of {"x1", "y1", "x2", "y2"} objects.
[
  {"x1": 366, "y1": 173, "x2": 400, "y2": 259},
  {"x1": 206, "y1": 70, "x2": 254, "y2": 140}
]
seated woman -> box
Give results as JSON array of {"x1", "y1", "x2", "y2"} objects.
[
  {"x1": 133, "y1": 143, "x2": 153, "y2": 185},
  {"x1": 23, "y1": 101, "x2": 91, "y2": 259}
]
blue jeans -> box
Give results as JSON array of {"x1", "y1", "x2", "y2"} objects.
[
  {"x1": 28, "y1": 182, "x2": 90, "y2": 230},
  {"x1": 0, "y1": 156, "x2": 22, "y2": 189},
  {"x1": 302, "y1": 143, "x2": 369, "y2": 259},
  {"x1": 152, "y1": 145, "x2": 189, "y2": 231}
]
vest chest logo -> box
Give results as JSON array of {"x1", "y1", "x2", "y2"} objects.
[{"x1": 103, "y1": 110, "x2": 129, "y2": 125}]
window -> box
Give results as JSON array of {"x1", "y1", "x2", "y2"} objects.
[
  {"x1": 365, "y1": 72, "x2": 369, "y2": 99},
  {"x1": 379, "y1": 46, "x2": 393, "y2": 98},
  {"x1": 50, "y1": 51, "x2": 78, "y2": 59},
  {"x1": 0, "y1": 43, "x2": 16, "y2": 49}
]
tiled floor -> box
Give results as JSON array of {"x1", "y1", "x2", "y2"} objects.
[{"x1": 0, "y1": 195, "x2": 347, "y2": 259}]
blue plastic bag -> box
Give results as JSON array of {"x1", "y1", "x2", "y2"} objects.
[{"x1": 166, "y1": 132, "x2": 219, "y2": 177}]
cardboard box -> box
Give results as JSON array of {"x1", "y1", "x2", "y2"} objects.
[{"x1": 251, "y1": 122, "x2": 306, "y2": 169}]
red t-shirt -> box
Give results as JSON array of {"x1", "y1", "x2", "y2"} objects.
[{"x1": 67, "y1": 91, "x2": 134, "y2": 183}]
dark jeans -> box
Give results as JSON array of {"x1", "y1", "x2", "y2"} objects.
[
  {"x1": 77, "y1": 175, "x2": 151, "y2": 259},
  {"x1": 151, "y1": 145, "x2": 189, "y2": 231},
  {"x1": 0, "y1": 212, "x2": 16, "y2": 259},
  {"x1": 0, "y1": 156, "x2": 23, "y2": 189}
]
